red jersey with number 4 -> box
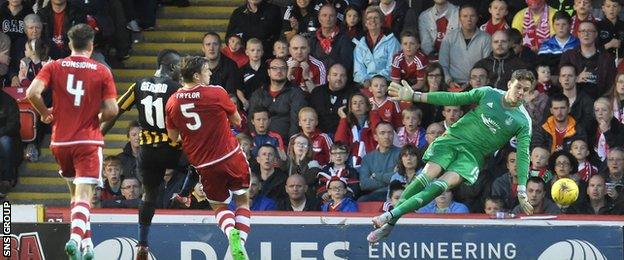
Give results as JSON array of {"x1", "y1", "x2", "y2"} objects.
[
  {"x1": 165, "y1": 85, "x2": 239, "y2": 168},
  {"x1": 35, "y1": 55, "x2": 116, "y2": 147}
]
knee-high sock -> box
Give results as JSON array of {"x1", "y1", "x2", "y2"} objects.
[
  {"x1": 138, "y1": 181, "x2": 159, "y2": 246},
  {"x1": 82, "y1": 217, "x2": 93, "y2": 249},
  {"x1": 215, "y1": 207, "x2": 236, "y2": 239},
  {"x1": 397, "y1": 174, "x2": 432, "y2": 206},
  {"x1": 390, "y1": 180, "x2": 448, "y2": 219},
  {"x1": 70, "y1": 200, "x2": 91, "y2": 244},
  {"x1": 138, "y1": 201, "x2": 156, "y2": 246},
  {"x1": 234, "y1": 208, "x2": 251, "y2": 245}
]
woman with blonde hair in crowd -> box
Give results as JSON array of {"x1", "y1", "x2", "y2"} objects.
[{"x1": 286, "y1": 133, "x2": 321, "y2": 195}]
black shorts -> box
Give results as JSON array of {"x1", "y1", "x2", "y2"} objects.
[{"x1": 137, "y1": 144, "x2": 181, "y2": 187}]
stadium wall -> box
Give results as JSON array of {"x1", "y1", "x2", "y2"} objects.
[{"x1": 5, "y1": 208, "x2": 624, "y2": 259}]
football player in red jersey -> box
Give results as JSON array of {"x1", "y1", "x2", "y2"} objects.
[
  {"x1": 26, "y1": 24, "x2": 118, "y2": 260},
  {"x1": 165, "y1": 56, "x2": 250, "y2": 260}
]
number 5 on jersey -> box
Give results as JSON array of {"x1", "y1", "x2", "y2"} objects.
[
  {"x1": 67, "y1": 74, "x2": 85, "y2": 107},
  {"x1": 181, "y1": 103, "x2": 201, "y2": 130}
]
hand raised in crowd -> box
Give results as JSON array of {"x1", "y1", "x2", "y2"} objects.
[
  {"x1": 577, "y1": 68, "x2": 592, "y2": 83},
  {"x1": 287, "y1": 59, "x2": 299, "y2": 80},
  {"x1": 300, "y1": 61, "x2": 311, "y2": 80},
  {"x1": 604, "y1": 38, "x2": 621, "y2": 50},
  {"x1": 598, "y1": 118, "x2": 611, "y2": 133},
  {"x1": 337, "y1": 105, "x2": 347, "y2": 119}
]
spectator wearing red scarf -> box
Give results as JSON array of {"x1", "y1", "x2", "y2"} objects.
[{"x1": 309, "y1": 5, "x2": 354, "y2": 74}]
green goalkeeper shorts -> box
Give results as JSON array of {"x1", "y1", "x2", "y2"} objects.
[{"x1": 422, "y1": 135, "x2": 484, "y2": 184}]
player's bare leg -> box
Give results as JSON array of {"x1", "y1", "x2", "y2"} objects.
[
  {"x1": 209, "y1": 192, "x2": 249, "y2": 260},
  {"x1": 66, "y1": 182, "x2": 96, "y2": 260}
]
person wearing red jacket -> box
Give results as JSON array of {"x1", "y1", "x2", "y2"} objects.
[{"x1": 334, "y1": 92, "x2": 376, "y2": 168}]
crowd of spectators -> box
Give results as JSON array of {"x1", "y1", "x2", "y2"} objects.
[
  {"x1": 0, "y1": 0, "x2": 177, "y2": 196},
  {"x1": 2, "y1": 0, "x2": 624, "y2": 215}
]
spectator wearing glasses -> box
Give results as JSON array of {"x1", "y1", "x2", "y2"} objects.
[
  {"x1": 321, "y1": 177, "x2": 358, "y2": 212},
  {"x1": 249, "y1": 58, "x2": 308, "y2": 143},
  {"x1": 560, "y1": 20, "x2": 616, "y2": 99}
]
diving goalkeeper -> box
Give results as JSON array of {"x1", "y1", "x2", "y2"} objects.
[{"x1": 367, "y1": 69, "x2": 536, "y2": 243}]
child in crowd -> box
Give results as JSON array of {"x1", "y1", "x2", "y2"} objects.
[
  {"x1": 297, "y1": 107, "x2": 332, "y2": 166},
  {"x1": 530, "y1": 146, "x2": 554, "y2": 183},
  {"x1": 317, "y1": 142, "x2": 360, "y2": 200},
  {"x1": 100, "y1": 156, "x2": 124, "y2": 201},
  {"x1": 237, "y1": 38, "x2": 268, "y2": 110},
  {"x1": 221, "y1": 34, "x2": 248, "y2": 68},
  {"x1": 390, "y1": 31, "x2": 428, "y2": 92},
  {"x1": 395, "y1": 107, "x2": 427, "y2": 148},
  {"x1": 273, "y1": 39, "x2": 289, "y2": 59},
  {"x1": 369, "y1": 75, "x2": 402, "y2": 128},
  {"x1": 344, "y1": 6, "x2": 362, "y2": 40},
  {"x1": 189, "y1": 182, "x2": 211, "y2": 209},
  {"x1": 250, "y1": 108, "x2": 287, "y2": 161},
  {"x1": 382, "y1": 181, "x2": 405, "y2": 212},
  {"x1": 569, "y1": 138, "x2": 598, "y2": 182},
  {"x1": 321, "y1": 177, "x2": 358, "y2": 212},
  {"x1": 236, "y1": 133, "x2": 253, "y2": 160},
  {"x1": 19, "y1": 38, "x2": 51, "y2": 162},
  {"x1": 534, "y1": 63, "x2": 554, "y2": 94},
  {"x1": 19, "y1": 38, "x2": 50, "y2": 87},
  {"x1": 537, "y1": 11, "x2": 579, "y2": 71},
  {"x1": 479, "y1": 0, "x2": 509, "y2": 35},
  {"x1": 483, "y1": 196, "x2": 505, "y2": 216}
]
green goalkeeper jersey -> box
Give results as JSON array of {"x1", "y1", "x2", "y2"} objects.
[{"x1": 427, "y1": 87, "x2": 532, "y2": 186}]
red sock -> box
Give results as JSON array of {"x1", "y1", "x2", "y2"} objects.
[
  {"x1": 70, "y1": 201, "x2": 90, "y2": 243},
  {"x1": 82, "y1": 216, "x2": 93, "y2": 249},
  {"x1": 215, "y1": 207, "x2": 235, "y2": 238},
  {"x1": 234, "y1": 208, "x2": 251, "y2": 243}
]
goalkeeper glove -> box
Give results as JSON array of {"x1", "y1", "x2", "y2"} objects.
[
  {"x1": 517, "y1": 185, "x2": 534, "y2": 215},
  {"x1": 389, "y1": 80, "x2": 421, "y2": 102}
]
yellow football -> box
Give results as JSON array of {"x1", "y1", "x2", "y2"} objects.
[{"x1": 551, "y1": 178, "x2": 579, "y2": 206}]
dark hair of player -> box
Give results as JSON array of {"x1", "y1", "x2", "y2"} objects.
[
  {"x1": 157, "y1": 49, "x2": 181, "y2": 68},
  {"x1": 510, "y1": 69, "x2": 535, "y2": 85},
  {"x1": 180, "y1": 56, "x2": 208, "y2": 83},
  {"x1": 67, "y1": 24, "x2": 95, "y2": 51}
]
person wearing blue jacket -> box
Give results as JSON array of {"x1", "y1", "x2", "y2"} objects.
[
  {"x1": 230, "y1": 173, "x2": 276, "y2": 211},
  {"x1": 353, "y1": 6, "x2": 400, "y2": 87},
  {"x1": 417, "y1": 190, "x2": 469, "y2": 214},
  {"x1": 322, "y1": 177, "x2": 358, "y2": 212}
]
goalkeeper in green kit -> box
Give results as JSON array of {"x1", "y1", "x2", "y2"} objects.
[{"x1": 367, "y1": 69, "x2": 536, "y2": 243}]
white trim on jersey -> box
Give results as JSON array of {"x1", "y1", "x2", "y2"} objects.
[
  {"x1": 309, "y1": 55, "x2": 327, "y2": 85},
  {"x1": 195, "y1": 144, "x2": 241, "y2": 169}
]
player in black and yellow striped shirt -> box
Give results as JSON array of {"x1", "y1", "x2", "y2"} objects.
[{"x1": 100, "y1": 49, "x2": 183, "y2": 258}]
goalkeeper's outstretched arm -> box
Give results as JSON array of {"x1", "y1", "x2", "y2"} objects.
[{"x1": 388, "y1": 80, "x2": 484, "y2": 106}]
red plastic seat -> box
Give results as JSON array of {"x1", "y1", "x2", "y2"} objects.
[{"x1": 358, "y1": 201, "x2": 383, "y2": 213}]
